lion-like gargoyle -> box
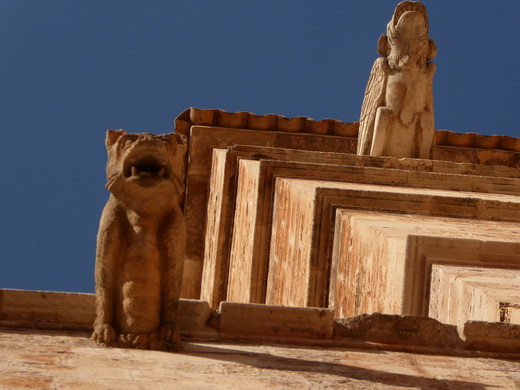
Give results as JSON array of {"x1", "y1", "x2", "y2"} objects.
[
  {"x1": 357, "y1": 1, "x2": 437, "y2": 159},
  {"x1": 92, "y1": 130, "x2": 187, "y2": 350}
]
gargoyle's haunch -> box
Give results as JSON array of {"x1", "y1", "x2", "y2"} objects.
[
  {"x1": 357, "y1": 1, "x2": 437, "y2": 159},
  {"x1": 92, "y1": 130, "x2": 187, "y2": 350}
]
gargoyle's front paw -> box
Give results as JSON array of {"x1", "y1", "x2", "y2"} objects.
[
  {"x1": 92, "y1": 324, "x2": 116, "y2": 346},
  {"x1": 159, "y1": 323, "x2": 180, "y2": 349}
]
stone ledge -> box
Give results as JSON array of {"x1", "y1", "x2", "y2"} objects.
[
  {"x1": 3, "y1": 289, "x2": 520, "y2": 357},
  {"x1": 0, "y1": 289, "x2": 95, "y2": 331},
  {"x1": 0, "y1": 289, "x2": 215, "y2": 336},
  {"x1": 0, "y1": 289, "x2": 334, "y2": 341}
]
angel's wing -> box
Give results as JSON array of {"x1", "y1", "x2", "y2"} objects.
[{"x1": 357, "y1": 58, "x2": 388, "y2": 155}]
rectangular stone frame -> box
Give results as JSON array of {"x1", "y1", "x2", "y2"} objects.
[
  {"x1": 414, "y1": 238, "x2": 520, "y2": 316},
  {"x1": 429, "y1": 264, "x2": 520, "y2": 327},
  {"x1": 227, "y1": 160, "x2": 520, "y2": 306},
  {"x1": 267, "y1": 179, "x2": 520, "y2": 308},
  {"x1": 329, "y1": 210, "x2": 520, "y2": 319},
  {"x1": 206, "y1": 146, "x2": 520, "y2": 307}
]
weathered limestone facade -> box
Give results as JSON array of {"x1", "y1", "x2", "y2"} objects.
[
  {"x1": 2, "y1": 106, "x2": 520, "y2": 388},
  {"x1": 176, "y1": 108, "x2": 520, "y2": 333}
]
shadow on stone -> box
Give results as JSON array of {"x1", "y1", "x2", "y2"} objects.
[{"x1": 181, "y1": 342, "x2": 490, "y2": 390}]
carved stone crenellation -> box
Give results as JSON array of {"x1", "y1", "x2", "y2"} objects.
[
  {"x1": 92, "y1": 130, "x2": 187, "y2": 350},
  {"x1": 357, "y1": 1, "x2": 437, "y2": 159}
]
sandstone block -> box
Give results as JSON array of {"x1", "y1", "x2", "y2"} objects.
[
  {"x1": 178, "y1": 299, "x2": 216, "y2": 338},
  {"x1": 464, "y1": 321, "x2": 520, "y2": 353},
  {"x1": 335, "y1": 313, "x2": 462, "y2": 349},
  {"x1": 0, "y1": 289, "x2": 95, "y2": 331},
  {"x1": 218, "y1": 302, "x2": 334, "y2": 340}
]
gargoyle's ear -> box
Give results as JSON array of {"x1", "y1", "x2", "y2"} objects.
[
  {"x1": 106, "y1": 129, "x2": 126, "y2": 148},
  {"x1": 377, "y1": 34, "x2": 390, "y2": 57},
  {"x1": 427, "y1": 39, "x2": 437, "y2": 61}
]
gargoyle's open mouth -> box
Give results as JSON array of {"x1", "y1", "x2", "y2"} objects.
[
  {"x1": 393, "y1": 1, "x2": 427, "y2": 24},
  {"x1": 392, "y1": 1, "x2": 428, "y2": 38},
  {"x1": 123, "y1": 153, "x2": 170, "y2": 183}
]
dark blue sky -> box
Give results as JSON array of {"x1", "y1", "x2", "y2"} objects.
[{"x1": 1, "y1": 1, "x2": 519, "y2": 293}]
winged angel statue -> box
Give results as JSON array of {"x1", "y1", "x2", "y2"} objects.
[{"x1": 357, "y1": 1, "x2": 437, "y2": 159}]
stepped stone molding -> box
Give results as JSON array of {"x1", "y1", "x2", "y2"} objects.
[
  {"x1": 330, "y1": 211, "x2": 520, "y2": 320},
  {"x1": 267, "y1": 179, "x2": 520, "y2": 309},
  {"x1": 203, "y1": 146, "x2": 520, "y2": 308},
  {"x1": 429, "y1": 265, "x2": 520, "y2": 329}
]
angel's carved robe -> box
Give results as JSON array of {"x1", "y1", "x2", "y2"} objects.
[{"x1": 357, "y1": 1, "x2": 436, "y2": 159}]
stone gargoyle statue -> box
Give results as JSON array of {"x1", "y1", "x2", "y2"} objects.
[
  {"x1": 92, "y1": 130, "x2": 187, "y2": 350},
  {"x1": 357, "y1": 1, "x2": 437, "y2": 159}
]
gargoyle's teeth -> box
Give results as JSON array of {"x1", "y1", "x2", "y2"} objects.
[
  {"x1": 395, "y1": 3, "x2": 422, "y2": 24},
  {"x1": 158, "y1": 167, "x2": 165, "y2": 177},
  {"x1": 131, "y1": 166, "x2": 139, "y2": 176}
]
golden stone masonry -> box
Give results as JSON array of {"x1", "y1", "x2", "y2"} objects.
[{"x1": 2, "y1": 1, "x2": 520, "y2": 388}]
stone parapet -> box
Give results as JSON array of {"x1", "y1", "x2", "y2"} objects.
[
  {"x1": 0, "y1": 289, "x2": 95, "y2": 331},
  {"x1": 176, "y1": 107, "x2": 520, "y2": 154},
  {"x1": 175, "y1": 107, "x2": 359, "y2": 137}
]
